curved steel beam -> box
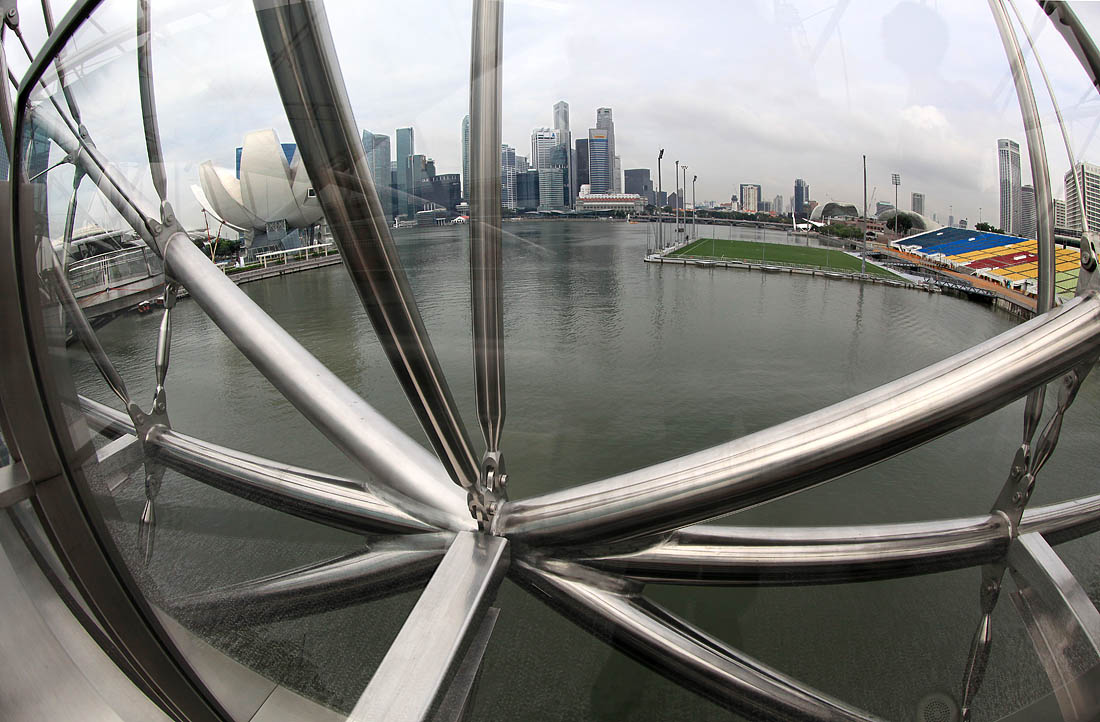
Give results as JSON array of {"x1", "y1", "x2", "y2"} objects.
[
  {"x1": 252, "y1": 0, "x2": 481, "y2": 497},
  {"x1": 514, "y1": 558, "x2": 882, "y2": 721},
  {"x1": 496, "y1": 294, "x2": 1100, "y2": 546},
  {"x1": 169, "y1": 534, "x2": 452, "y2": 625},
  {"x1": 79, "y1": 395, "x2": 439, "y2": 536}
]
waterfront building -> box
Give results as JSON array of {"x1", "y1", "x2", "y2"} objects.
[
  {"x1": 587, "y1": 129, "x2": 611, "y2": 193},
  {"x1": 538, "y1": 167, "x2": 565, "y2": 211},
  {"x1": 530, "y1": 128, "x2": 560, "y2": 172},
  {"x1": 876, "y1": 201, "x2": 893, "y2": 215},
  {"x1": 794, "y1": 178, "x2": 810, "y2": 217},
  {"x1": 576, "y1": 190, "x2": 644, "y2": 213},
  {"x1": 999, "y1": 138, "x2": 1022, "y2": 235},
  {"x1": 517, "y1": 169, "x2": 540, "y2": 211},
  {"x1": 596, "y1": 107, "x2": 619, "y2": 192},
  {"x1": 417, "y1": 173, "x2": 461, "y2": 214},
  {"x1": 516, "y1": 155, "x2": 529, "y2": 174},
  {"x1": 461, "y1": 115, "x2": 470, "y2": 202},
  {"x1": 911, "y1": 192, "x2": 925, "y2": 216},
  {"x1": 396, "y1": 127, "x2": 414, "y2": 217},
  {"x1": 1021, "y1": 184, "x2": 1036, "y2": 239},
  {"x1": 363, "y1": 130, "x2": 392, "y2": 221},
  {"x1": 1055, "y1": 198, "x2": 1067, "y2": 228},
  {"x1": 550, "y1": 143, "x2": 571, "y2": 210},
  {"x1": 1065, "y1": 161, "x2": 1100, "y2": 231},
  {"x1": 553, "y1": 101, "x2": 573, "y2": 205},
  {"x1": 501, "y1": 144, "x2": 517, "y2": 210},
  {"x1": 740, "y1": 184, "x2": 761, "y2": 213},
  {"x1": 625, "y1": 169, "x2": 654, "y2": 205},
  {"x1": 406, "y1": 154, "x2": 429, "y2": 215},
  {"x1": 575, "y1": 138, "x2": 589, "y2": 188},
  {"x1": 773, "y1": 194, "x2": 783, "y2": 215}
]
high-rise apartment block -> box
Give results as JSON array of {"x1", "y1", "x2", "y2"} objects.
[
  {"x1": 1020, "y1": 184, "x2": 1036, "y2": 239},
  {"x1": 740, "y1": 184, "x2": 762, "y2": 213},
  {"x1": 1054, "y1": 198, "x2": 1067, "y2": 228},
  {"x1": 911, "y1": 192, "x2": 925, "y2": 216},
  {"x1": 1065, "y1": 161, "x2": 1100, "y2": 231},
  {"x1": 501, "y1": 144, "x2": 517, "y2": 210},
  {"x1": 998, "y1": 139, "x2": 1022, "y2": 235},
  {"x1": 773, "y1": 195, "x2": 783, "y2": 215}
]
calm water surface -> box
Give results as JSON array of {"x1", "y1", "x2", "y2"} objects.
[{"x1": 74, "y1": 220, "x2": 1100, "y2": 720}]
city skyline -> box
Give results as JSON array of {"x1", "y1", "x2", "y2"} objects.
[{"x1": 21, "y1": 1, "x2": 1100, "y2": 233}]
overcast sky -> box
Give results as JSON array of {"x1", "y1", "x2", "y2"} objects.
[{"x1": 14, "y1": 0, "x2": 1100, "y2": 232}]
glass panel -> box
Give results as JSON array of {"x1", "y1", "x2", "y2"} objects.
[{"x1": 9, "y1": 1, "x2": 1100, "y2": 720}]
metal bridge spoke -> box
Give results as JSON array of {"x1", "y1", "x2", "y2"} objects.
[
  {"x1": 349, "y1": 532, "x2": 508, "y2": 722},
  {"x1": 169, "y1": 534, "x2": 453, "y2": 626},
  {"x1": 514, "y1": 558, "x2": 882, "y2": 722},
  {"x1": 252, "y1": 0, "x2": 481, "y2": 507}
]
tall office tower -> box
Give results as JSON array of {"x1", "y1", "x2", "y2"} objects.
[
  {"x1": 553, "y1": 101, "x2": 573, "y2": 204},
  {"x1": 587, "y1": 129, "x2": 611, "y2": 192},
  {"x1": 396, "y1": 127, "x2": 414, "y2": 217},
  {"x1": 1065, "y1": 161, "x2": 1100, "y2": 231},
  {"x1": 362, "y1": 131, "x2": 392, "y2": 220},
  {"x1": 1054, "y1": 198, "x2": 1067, "y2": 228},
  {"x1": 516, "y1": 156, "x2": 529, "y2": 174},
  {"x1": 911, "y1": 192, "x2": 925, "y2": 216},
  {"x1": 538, "y1": 167, "x2": 565, "y2": 211},
  {"x1": 530, "y1": 128, "x2": 561, "y2": 171},
  {"x1": 461, "y1": 115, "x2": 470, "y2": 202},
  {"x1": 501, "y1": 144, "x2": 517, "y2": 210},
  {"x1": 549, "y1": 143, "x2": 570, "y2": 210},
  {"x1": 613, "y1": 156, "x2": 622, "y2": 196},
  {"x1": 741, "y1": 185, "x2": 759, "y2": 213},
  {"x1": 406, "y1": 154, "x2": 428, "y2": 214},
  {"x1": 575, "y1": 138, "x2": 590, "y2": 187},
  {"x1": 773, "y1": 194, "x2": 783, "y2": 215},
  {"x1": 625, "y1": 169, "x2": 652, "y2": 203},
  {"x1": 596, "y1": 107, "x2": 618, "y2": 191},
  {"x1": 948, "y1": 214, "x2": 955, "y2": 228},
  {"x1": 998, "y1": 138, "x2": 1022, "y2": 235},
  {"x1": 1020, "y1": 184, "x2": 1037, "y2": 239},
  {"x1": 794, "y1": 178, "x2": 809, "y2": 217}
]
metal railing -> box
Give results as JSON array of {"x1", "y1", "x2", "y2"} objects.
[
  {"x1": 2, "y1": 1, "x2": 1100, "y2": 721},
  {"x1": 66, "y1": 245, "x2": 162, "y2": 296}
]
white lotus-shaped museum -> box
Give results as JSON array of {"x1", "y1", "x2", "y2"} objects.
[{"x1": 192, "y1": 129, "x2": 323, "y2": 233}]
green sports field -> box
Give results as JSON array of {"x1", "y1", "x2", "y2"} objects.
[{"x1": 670, "y1": 238, "x2": 903, "y2": 280}]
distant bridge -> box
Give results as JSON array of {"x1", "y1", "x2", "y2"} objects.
[{"x1": 68, "y1": 246, "x2": 164, "y2": 319}]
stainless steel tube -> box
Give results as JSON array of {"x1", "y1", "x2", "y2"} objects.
[
  {"x1": 991, "y1": 0, "x2": 1055, "y2": 312},
  {"x1": 515, "y1": 559, "x2": 882, "y2": 721},
  {"x1": 469, "y1": 0, "x2": 506, "y2": 455},
  {"x1": 170, "y1": 534, "x2": 452, "y2": 624},
  {"x1": 79, "y1": 396, "x2": 438, "y2": 535},
  {"x1": 162, "y1": 232, "x2": 473, "y2": 530},
  {"x1": 253, "y1": 0, "x2": 480, "y2": 494},
  {"x1": 496, "y1": 294, "x2": 1100, "y2": 546},
  {"x1": 585, "y1": 516, "x2": 1010, "y2": 586},
  {"x1": 136, "y1": 0, "x2": 166, "y2": 202}
]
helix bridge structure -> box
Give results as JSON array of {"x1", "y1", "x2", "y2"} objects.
[{"x1": 5, "y1": 1, "x2": 1100, "y2": 720}]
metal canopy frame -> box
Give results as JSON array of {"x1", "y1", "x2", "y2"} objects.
[{"x1": 2, "y1": 0, "x2": 1100, "y2": 721}]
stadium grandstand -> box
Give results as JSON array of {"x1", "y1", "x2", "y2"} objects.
[{"x1": 893, "y1": 227, "x2": 1079, "y2": 298}]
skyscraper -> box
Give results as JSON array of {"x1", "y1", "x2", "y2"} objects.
[
  {"x1": 1020, "y1": 184, "x2": 1036, "y2": 239},
  {"x1": 501, "y1": 144, "x2": 517, "y2": 210},
  {"x1": 575, "y1": 139, "x2": 589, "y2": 188},
  {"x1": 740, "y1": 184, "x2": 762, "y2": 213},
  {"x1": 911, "y1": 192, "x2": 925, "y2": 216},
  {"x1": 998, "y1": 138, "x2": 1022, "y2": 235},
  {"x1": 530, "y1": 128, "x2": 560, "y2": 171},
  {"x1": 461, "y1": 115, "x2": 470, "y2": 202},
  {"x1": 396, "y1": 127, "x2": 414, "y2": 217},
  {"x1": 596, "y1": 108, "x2": 619, "y2": 192},
  {"x1": 773, "y1": 194, "x2": 783, "y2": 215},
  {"x1": 1065, "y1": 161, "x2": 1100, "y2": 231},
  {"x1": 553, "y1": 101, "x2": 574, "y2": 206},
  {"x1": 794, "y1": 179, "x2": 809, "y2": 217},
  {"x1": 1055, "y1": 198, "x2": 1067, "y2": 229},
  {"x1": 625, "y1": 169, "x2": 653, "y2": 203},
  {"x1": 406, "y1": 154, "x2": 428, "y2": 214},
  {"x1": 363, "y1": 131, "x2": 392, "y2": 220},
  {"x1": 587, "y1": 129, "x2": 611, "y2": 193},
  {"x1": 538, "y1": 167, "x2": 564, "y2": 211},
  {"x1": 613, "y1": 156, "x2": 622, "y2": 197}
]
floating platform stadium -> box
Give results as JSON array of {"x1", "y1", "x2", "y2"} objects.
[{"x1": 893, "y1": 227, "x2": 1079, "y2": 299}]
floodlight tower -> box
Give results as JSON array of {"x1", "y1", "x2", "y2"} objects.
[{"x1": 891, "y1": 173, "x2": 901, "y2": 236}]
